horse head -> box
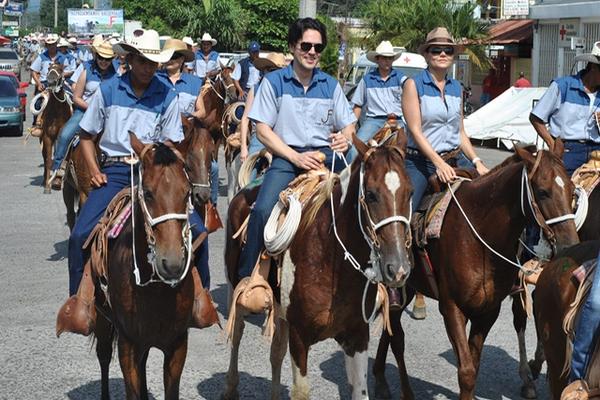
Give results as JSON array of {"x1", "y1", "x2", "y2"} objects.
[
  {"x1": 515, "y1": 140, "x2": 579, "y2": 254},
  {"x1": 352, "y1": 127, "x2": 413, "y2": 286},
  {"x1": 181, "y1": 116, "x2": 214, "y2": 206},
  {"x1": 217, "y1": 68, "x2": 238, "y2": 103},
  {"x1": 130, "y1": 132, "x2": 193, "y2": 283},
  {"x1": 46, "y1": 63, "x2": 65, "y2": 89}
]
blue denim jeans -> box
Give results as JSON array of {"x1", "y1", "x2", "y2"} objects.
[
  {"x1": 404, "y1": 150, "x2": 472, "y2": 210},
  {"x1": 68, "y1": 163, "x2": 209, "y2": 295},
  {"x1": 346, "y1": 116, "x2": 388, "y2": 163},
  {"x1": 52, "y1": 108, "x2": 84, "y2": 171},
  {"x1": 210, "y1": 159, "x2": 218, "y2": 205},
  {"x1": 563, "y1": 140, "x2": 600, "y2": 177},
  {"x1": 571, "y1": 250, "x2": 600, "y2": 381},
  {"x1": 237, "y1": 147, "x2": 345, "y2": 279}
]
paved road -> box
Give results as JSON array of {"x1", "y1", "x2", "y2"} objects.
[{"x1": 0, "y1": 83, "x2": 551, "y2": 399}]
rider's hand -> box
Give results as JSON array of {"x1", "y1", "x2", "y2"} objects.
[
  {"x1": 329, "y1": 132, "x2": 350, "y2": 153},
  {"x1": 435, "y1": 161, "x2": 456, "y2": 183},
  {"x1": 474, "y1": 161, "x2": 489, "y2": 176},
  {"x1": 36, "y1": 83, "x2": 45, "y2": 92},
  {"x1": 240, "y1": 146, "x2": 248, "y2": 163},
  {"x1": 291, "y1": 151, "x2": 324, "y2": 171},
  {"x1": 90, "y1": 172, "x2": 108, "y2": 188}
]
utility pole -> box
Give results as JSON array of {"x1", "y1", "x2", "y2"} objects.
[
  {"x1": 299, "y1": 0, "x2": 316, "y2": 18},
  {"x1": 54, "y1": 0, "x2": 58, "y2": 28}
]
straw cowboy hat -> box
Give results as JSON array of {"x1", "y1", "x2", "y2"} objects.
[
  {"x1": 162, "y1": 38, "x2": 194, "y2": 62},
  {"x1": 366, "y1": 41, "x2": 402, "y2": 63},
  {"x1": 44, "y1": 34, "x2": 59, "y2": 45},
  {"x1": 92, "y1": 39, "x2": 115, "y2": 59},
  {"x1": 574, "y1": 41, "x2": 600, "y2": 64},
  {"x1": 182, "y1": 36, "x2": 197, "y2": 47},
  {"x1": 253, "y1": 52, "x2": 287, "y2": 71},
  {"x1": 199, "y1": 32, "x2": 217, "y2": 46},
  {"x1": 417, "y1": 27, "x2": 465, "y2": 55},
  {"x1": 113, "y1": 29, "x2": 174, "y2": 63},
  {"x1": 67, "y1": 37, "x2": 78, "y2": 45},
  {"x1": 58, "y1": 37, "x2": 71, "y2": 48}
]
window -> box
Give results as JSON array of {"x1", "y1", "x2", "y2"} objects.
[
  {"x1": 0, "y1": 78, "x2": 17, "y2": 96},
  {"x1": 0, "y1": 50, "x2": 18, "y2": 60}
]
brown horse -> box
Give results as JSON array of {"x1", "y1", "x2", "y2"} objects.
[
  {"x1": 180, "y1": 116, "x2": 215, "y2": 209},
  {"x1": 373, "y1": 143, "x2": 580, "y2": 400},
  {"x1": 92, "y1": 134, "x2": 195, "y2": 399},
  {"x1": 38, "y1": 63, "x2": 72, "y2": 194},
  {"x1": 534, "y1": 240, "x2": 600, "y2": 399},
  {"x1": 222, "y1": 130, "x2": 414, "y2": 399},
  {"x1": 62, "y1": 139, "x2": 97, "y2": 231}
]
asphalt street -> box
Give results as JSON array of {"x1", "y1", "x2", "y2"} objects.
[{"x1": 0, "y1": 82, "x2": 552, "y2": 399}]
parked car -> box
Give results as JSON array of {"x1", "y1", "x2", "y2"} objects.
[
  {"x1": 0, "y1": 75, "x2": 24, "y2": 136},
  {"x1": 0, "y1": 71, "x2": 28, "y2": 120},
  {"x1": 0, "y1": 47, "x2": 21, "y2": 81}
]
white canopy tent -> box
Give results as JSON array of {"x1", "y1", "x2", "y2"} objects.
[{"x1": 465, "y1": 87, "x2": 549, "y2": 149}]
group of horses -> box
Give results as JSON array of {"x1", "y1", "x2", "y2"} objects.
[{"x1": 34, "y1": 62, "x2": 600, "y2": 399}]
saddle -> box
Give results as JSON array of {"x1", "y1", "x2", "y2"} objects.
[
  {"x1": 562, "y1": 380, "x2": 600, "y2": 400},
  {"x1": 572, "y1": 151, "x2": 600, "y2": 196}
]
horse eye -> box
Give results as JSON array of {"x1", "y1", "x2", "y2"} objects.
[
  {"x1": 144, "y1": 190, "x2": 154, "y2": 202},
  {"x1": 365, "y1": 190, "x2": 378, "y2": 203},
  {"x1": 536, "y1": 189, "x2": 550, "y2": 199}
]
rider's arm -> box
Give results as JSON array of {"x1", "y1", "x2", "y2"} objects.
[
  {"x1": 239, "y1": 87, "x2": 255, "y2": 161},
  {"x1": 350, "y1": 78, "x2": 366, "y2": 121},
  {"x1": 78, "y1": 89, "x2": 106, "y2": 187},
  {"x1": 231, "y1": 63, "x2": 244, "y2": 98},
  {"x1": 530, "y1": 114, "x2": 555, "y2": 150},
  {"x1": 80, "y1": 131, "x2": 106, "y2": 187},
  {"x1": 31, "y1": 71, "x2": 42, "y2": 91},
  {"x1": 530, "y1": 81, "x2": 561, "y2": 150},
  {"x1": 72, "y1": 69, "x2": 88, "y2": 110}
]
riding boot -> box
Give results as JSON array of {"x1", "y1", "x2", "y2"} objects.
[
  {"x1": 190, "y1": 268, "x2": 220, "y2": 329},
  {"x1": 56, "y1": 260, "x2": 96, "y2": 337}
]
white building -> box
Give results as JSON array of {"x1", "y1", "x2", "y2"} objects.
[{"x1": 530, "y1": 0, "x2": 600, "y2": 85}]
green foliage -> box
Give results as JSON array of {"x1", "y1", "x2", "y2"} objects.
[
  {"x1": 362, "y1": 0, "x2": 491, "y2": 69},
  {"x1": 317, "y1": 15, "x2": 339, "y2": 77},
  {"x1": 40, "y1": 0, "x2": 83, "y2": 32},
  {"x1": 240, "y1": 0, "x2": 298, "y2": 51}
]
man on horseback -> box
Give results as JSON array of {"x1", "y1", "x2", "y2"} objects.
[
  {"x1": 57, "y1": 29, "x2": 213, "y2": 332},
  {"x1": 194, "y1": 32, "x2": 223, "y2": 83},
  {"x1": 236, "y1": 17, "x2": 356, "y2": 280},
  {"x1": 232, "y1": 41, "x2": 261, "y2": 100}
]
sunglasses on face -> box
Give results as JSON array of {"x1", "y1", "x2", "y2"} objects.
[
  {"x1": 97, "y1": 55, "x2": 114, "y2": 62},
  {"x1": 429, "y1": 46, "x2": 454, "y2": 56},
  {"x1": 299, "y1": 42, "x2": 325, "y2": 54}
]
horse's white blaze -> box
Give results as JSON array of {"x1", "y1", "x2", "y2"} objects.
[
  {"x1": 344, "y1": 350, "x2": 369, "y2": 400},
  {"x1": 555, "y1": 176, "x2": 565, "y2": 189},
  {"x1": 280, "y1": 251, "x2": 295, "y2": 318},
  {"x1": 384, "y1": 171, "x2": 401, "y2": 195}
]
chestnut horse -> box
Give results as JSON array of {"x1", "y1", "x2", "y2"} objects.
[
  {"x1": 222, "y1": 131, "x2": 414, "y2": 399},
  {"x1": 91, "y1": 134, "x2": 195, "y2": 399},
  {"x1": 373, "y1": 144, "x2": 580, "y2": 400},
  {"x1": 39, "y1": 63, "x2": 72, "y2": 194},
  {"x1": 534, "y1": 240, "x2": 600, "y2": 399}
]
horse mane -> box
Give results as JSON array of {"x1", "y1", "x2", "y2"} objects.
[{"x1": 152, "y1": 143, "x2": 179, "y2": 166}]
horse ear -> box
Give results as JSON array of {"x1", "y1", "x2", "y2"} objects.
[
  {"x1": 553, "y1": 138, "x2": 564, "y2": 158},
  {"x1": 181, "y1": 114, "x2": 193, "y2": 139},
  {"x1": 129, "y1": 131, "x2": 145, "y2": 157},
  {"x1": 353, "y1": 133, "x2": 370, "y2": 160},
  {"x1": 392, "y1": 127, "x2": 408, "y2": 158},
  {"x1": 175, "y1": 135, "x2": 191, "y2": 159},
  {"x1": 514, "y1": 145, "x2": 536, "y2": 166}
]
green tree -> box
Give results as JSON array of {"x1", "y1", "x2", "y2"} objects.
[
  {"x1": 40, "y1": 0, "x2": 82, "y2": 32},
  {"x1": 362, "y1": 0, "x2": 491, "y2": 70},
  {"x1": 317, "y1": 15, "x2": 339, "y2": 77},
  {"x1": 240, "y1": 0, "x2": 298, "y2": 51}
]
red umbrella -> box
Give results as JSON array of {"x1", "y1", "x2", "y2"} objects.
[{"x1": 0, "y1": 36, "x2": 11, "y2": 44}]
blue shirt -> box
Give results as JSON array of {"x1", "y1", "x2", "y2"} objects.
[
  {"x1": 157, "y1": 71, "x2": 203, "y2": 116},
  {"x1": 407, "y1": 69, "x2": 462, "y2": 153},
  {"x1": 249, "y1": 63, "x2": 356, "y2": 148},
  {"x1": 351, "y1": 68, "x2": 406, "y2": 118},
  {"x1": 79, "y1": 72, "x2": 183, "y2": 157},
  {"x1": 532, "y1": 71, "x2": 600, "y2": 143},
  {"x1": 30, "y1": 50, "x2": 69, "y2": 82},
  {"x1": 77, "y1": 60, "x2": 117, "y2": 103},
  {"x1": 232, "y1": 59, "x2": 261, "y2": 90},
  {"x1": 194, "y1": 50, "x2": 222, "y2": 78}
]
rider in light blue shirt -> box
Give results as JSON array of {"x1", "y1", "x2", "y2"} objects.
[{"x1": 194, "y1": 33, "x2": 224, "y2": 82}]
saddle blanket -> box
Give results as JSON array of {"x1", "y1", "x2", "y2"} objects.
[{"x1": 572, "y1": 151, "x2": 600, "y2": 196}]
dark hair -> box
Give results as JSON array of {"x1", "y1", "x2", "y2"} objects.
[{"x1": 287, "y1": 18, "x2": 327, "y2": 48}]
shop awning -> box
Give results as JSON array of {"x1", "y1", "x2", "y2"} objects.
[{"x1": 485, "y1": 19, "x2": 534, "y2": 45}]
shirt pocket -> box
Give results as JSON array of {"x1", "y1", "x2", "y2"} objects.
[{"x1": 309, "y1": 98, "x2": 335, "y2": 130}]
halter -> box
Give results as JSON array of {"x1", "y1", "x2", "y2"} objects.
[
  {"x1": 207, "y1": 72, "x2": 235, "y2": 103},
  {"x1": 46, "y1": 66, "x2": 72, "y2": 105},
  {"x1": 130, "y1": 144, "x2": 193, "y2": 287}
]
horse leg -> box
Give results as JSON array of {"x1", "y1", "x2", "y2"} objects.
[
  {"x1": 117, "y1": 336, "x2": 146, "y2": 400},
  {"x1": 343, "y1": 347, "x2": 369, "y2": 400},
  {"x1": 411, "y1": 292, "x2": 427, "y2": 320},
  {"x1": 289, "y1": 327, "x2": 310, "y2": 400},
  {"x1": 226, "y1": 155, "x2": 240, "y2": 204},
  {"x1": 222, "y1": 308, "x2": 246, "y2": 400},
  {"x1": 62, "y1": 176, "x2": 76, "y2": 231},
  {"x1": 388, "y1": 309, "x2": 415, "y2": 400},
  {"x1": 439, "y1": 300, "x2": 475, "y2": 400},
  {"x1": 163, "y1": 333, "x2": 188, "y2": 400},
  {"x1": 512, "y1": 295, "x2": 538, "y2": 399},
  {"x1": 270, "y1": 306, "x2": 289, "y2": 400},
  {"x1": 95, "y1": 313, "x2": 114, "y2": 400},
  {"x1": 42, "y1": 135, "x2": 53, "y2": 194},
  {"x1": 529, "y1": 336, "x2": 546, "y2": 380},
  {"x1": 373, "y1": 327, "x2": 392, "y2": 400},
  {"x1": 468, "y1": 307, "x2": 502, "y2": 380}
]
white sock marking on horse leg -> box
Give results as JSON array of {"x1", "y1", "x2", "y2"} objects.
[
  {"x1": 344, "y1": 350, "x2": 369, "y2": 400},
  {"x1": 291, "y1": 358, "x2": 310, "y2": 400}
]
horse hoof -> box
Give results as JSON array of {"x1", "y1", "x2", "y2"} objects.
[
  {"x1": 220, "y1": 391, "x2": 239, "y2": 400},
  {"x1": 43, "y1": 187, "x2": 51, "y2": 194},
  {"x1": 411, "y1": 305, "x2": 427, "y2": 320},
  {"x1": 374, "y1": 382, "x2": 392, "y2": 399},
  {"x1": 520, "y1": 383, "x2": 538, "y2": 399}
]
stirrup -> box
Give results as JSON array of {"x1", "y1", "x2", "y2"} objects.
[
  {"x1": 56, "y1": 295, "x2": 96, "y2": 337},
  {"x1": 561, "y1": 380, "x2": 590, "y2": 400}
]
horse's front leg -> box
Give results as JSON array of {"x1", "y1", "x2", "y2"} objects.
[
  {"x1": 468, "y1": 306, "x2": 502, "y2": 381},
  {"x1": 270, "y1": 304, "x2": 289, "y2": 400},
  {"x1": 512, "y1": 295, "x2": 538, "y2": 399},
  {"x1": 343, "y1": 340, "x2": 370, "y2": 400},
  {"x1": 289, "y1": 326, "x2": 310, "y2": 400},
  {"x1": 95, "y1": 313, "x2": 114, "y2": 400},
  {"x1": 117, "y1": 336, "x2": 147, "y2": 400},
  {"x1": 439, "y1": 299, "x2": 475, "y2": 400},
  {"x1": 163, "y1": 333, "x2": 188, "y2": 400},
  {"x1": 42, "y1": 134, "x2": 53, "y2": 194},
  {"x1": 222, "y1": 306, "x2": 247, "y2": 400},
  {"x1": 387, "y1": 308, "x2": 415, "y2": 400}
]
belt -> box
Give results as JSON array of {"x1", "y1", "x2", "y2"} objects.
[
  {"x1": 562, "y1": 139, "x2": 600, "y2": 146},
  {"x1": 407, "y1": 147, "x2": 460, "y2": 161},
  {"x1": 101, "y1": 154, "x2": 131, "y2": 166}
]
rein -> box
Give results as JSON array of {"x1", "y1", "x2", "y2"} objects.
[
  {"x1": 129, "y1": 144, "x2": 193, "y2": 287},
  {"x1": 207, "y1": 73, "x2": 235, "y2": 103}
]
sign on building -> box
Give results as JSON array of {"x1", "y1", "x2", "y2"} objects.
[
  {"x1": 3, "y1": 2, "x2": 24, "y2": 17},
  {"x1": 2, "y1": 20, "x2": 19, "y2": 27},
  {"x1": 558, "y1": 19, "x2": 579, "y2": 48},
  {"x1": 67, "y1": 9, "x2": 124, "y2": 36},
  {"x1": 503, "y1": 0, "x2": 529, "y2": 17}
]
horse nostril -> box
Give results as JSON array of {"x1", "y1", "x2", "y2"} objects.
[{"x1": 385, "y1": 263, "x2": 397, "y2": 281}]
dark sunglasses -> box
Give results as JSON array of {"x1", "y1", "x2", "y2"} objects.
[
  {"x1": 429, "y1": 46, "x2": 454, "y2": 56},
  {"x1": 96, "y1": 54, "x2": 114, "y2": 62},
  {"x1": 299, "y1": 42, "x2": 325, "y2": 53}
]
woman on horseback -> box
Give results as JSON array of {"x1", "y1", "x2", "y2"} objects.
[
  {"x1": 402, "y1": 27, "x2": 488, "y2": 210},
  {"x1": 48, "y1": 38, "x2": 117, "y2": 190}
]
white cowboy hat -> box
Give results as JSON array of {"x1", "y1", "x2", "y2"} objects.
[
  {"x1": 199, "y1": 32, "x2": 217, "y2": 46},
  {"x1": 45, "y1": 34, "x2": 59, "y2": 45},
  {"x1": 58, "y1": 37, "x2": 71, "y2": 48},
  {"x1": 182, "y1": 36, "x2": 197, "y2": 47},
  {"x1": 113, "y1": 29, "x2": 174, "y2": 64},
  {"x1": 67, "y1": 37, "x2": 78, "y2": 44},
  {"x1": 366, "y1": 41, "x2": 402, "y2": 63},
  {"x1": 574, "y1": 41, "x2": 600, "y2": 64}
]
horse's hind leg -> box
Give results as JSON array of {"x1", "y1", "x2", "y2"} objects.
[
  {"x1": 270, "y1": 306, "x2": 289, "y2": 400},
  {"x1": 62, "y1": 177, "x2": 76, "y2": 231},
  {"x1": 163, "y1": 333, "x2": 188, "y2": 400},
  {"x1": 289, "y1": 327, "x2": 310, "y2": 400},
  {"x1": 512, "y1": 295, "x2": 538, "y2": 399},
  {"x1": 117, "y1": 336, "x2": 147, "y2": 400},
  {"x1": 95, "y1": 313, "x2": 114, "y2": 400},
  {"x1": 42, "y1": 136, "x2": 53, "y2": 194},
  {"x1": 222, "y1": 308, "x2": 246, "y2": 400}
]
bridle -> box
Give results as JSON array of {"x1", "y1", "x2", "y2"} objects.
[
  {"x1": 46, "y1": 65, "x2": 71, "y2": 104},
  {"x1": 207, "y1": 72, "x2": 235, "y2": 103},
  {"x1": 130, "y1": 144, "x2": 193, "y2": 287}
]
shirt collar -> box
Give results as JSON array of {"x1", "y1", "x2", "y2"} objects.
[
  {"x1": 119, "y1": 72, "x2": 165, "y2": 100},
  {"x1": 157, "y1": 70, "x2": 189, "y2": 85},
  {"x1": 570, "y1": 70, "x2": 588, "y2": 93},
  {"x1": 423, "y1": 68, "x2": 452, "y2": 87},
  {"x1": 368, "y1": 68, "x2": 397, "y2": 81},
  {"x1": 282, "y1": 62, "x2": 327, "y2": 87}
]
